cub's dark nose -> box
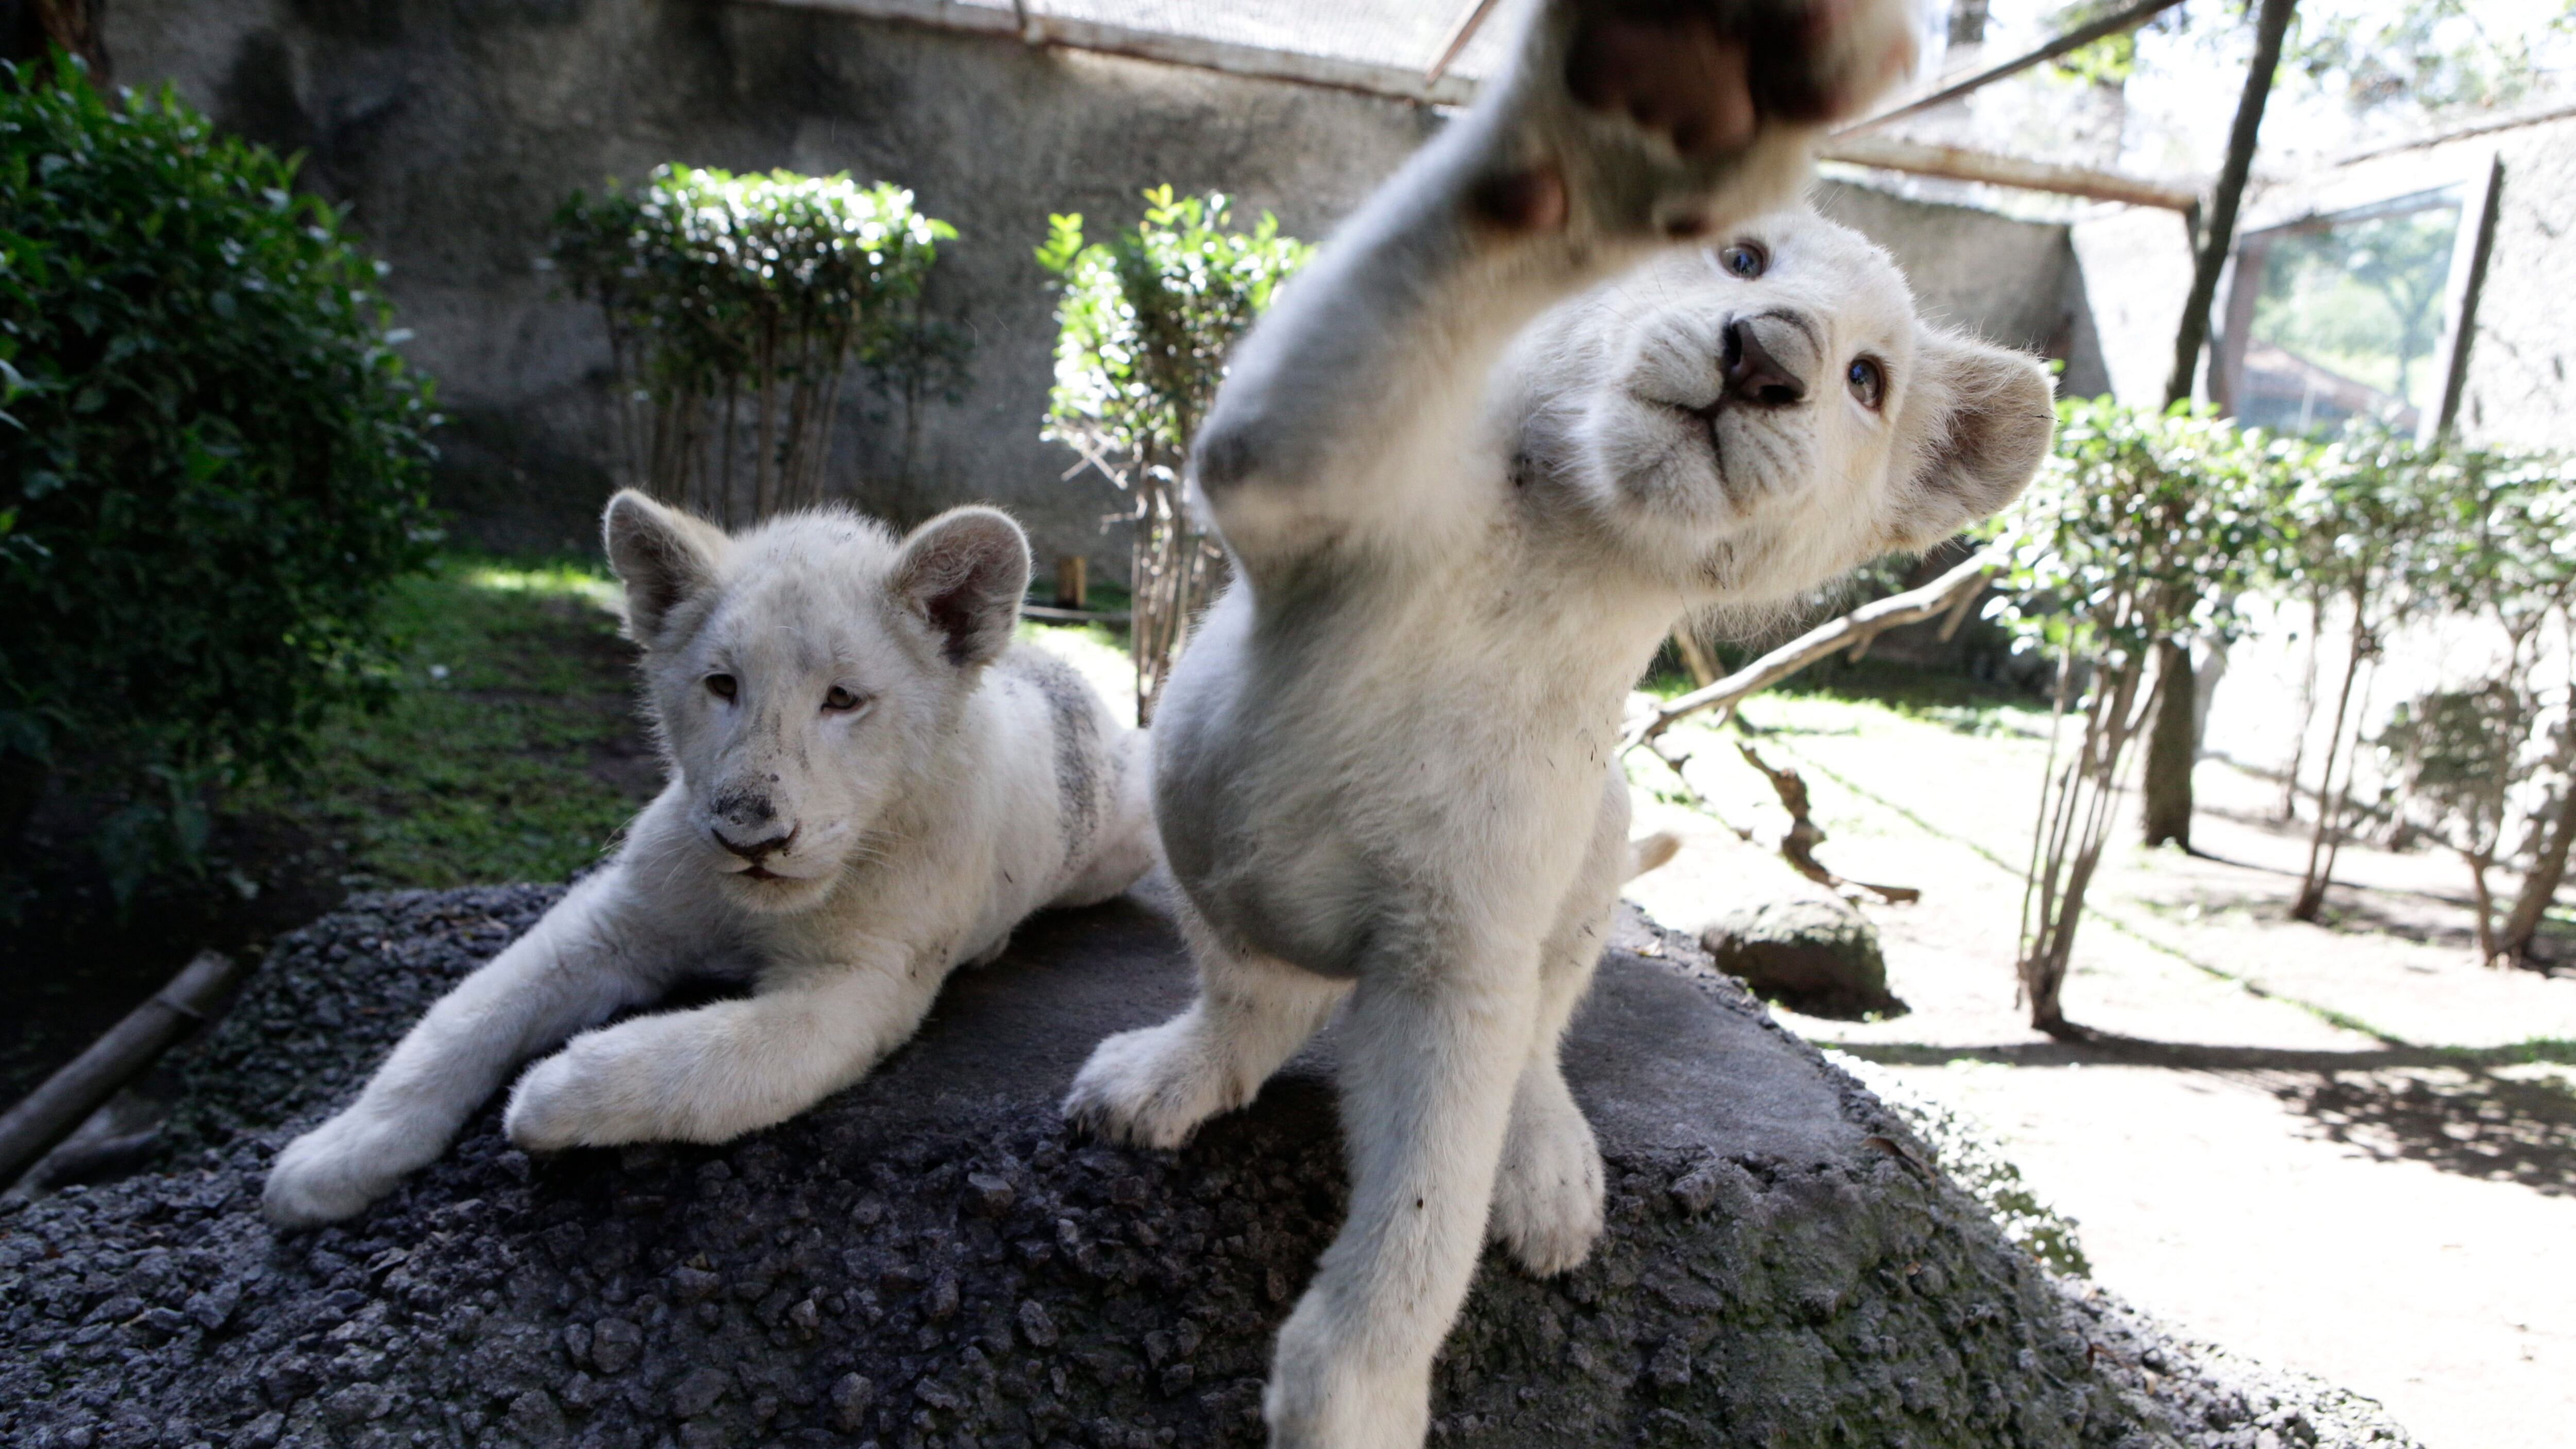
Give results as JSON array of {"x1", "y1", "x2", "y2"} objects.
[
  {"x1": 1723, "y1": 319, "x2": 1807, "y2": 407},
  {"x1": 713, "y1": 824, "x2": 798, "y2": 862}
]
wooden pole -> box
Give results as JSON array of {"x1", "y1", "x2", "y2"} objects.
[
  {"x1": 0, "y1": 951, "x2": 238, "y2": 1189},
  {"x1": 1820, "y1": 134, "x2": 2196, "y2": 211}
]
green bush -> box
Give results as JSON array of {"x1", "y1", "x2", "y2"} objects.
[
  {"x1": 550, "y1": 165, "x2": 958, "y2": 522},
  {"x1": 1035, "y1": 187, "x2": 1313, "y2": 720},
  {"x1": 0, "y1": 56, "x2": 438, "y2": 892},
  {"x1": 1986, "y1": 399, "x2": 2301, "y2": 1031}
]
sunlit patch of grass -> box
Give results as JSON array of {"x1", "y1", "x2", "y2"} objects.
[
  {"x1": 458, "y1": 560, "x2": 623, "y2": 609},
  {"x1": 1017, "y1": 619, "x2": 1140, "y2": 729},
  {"x1": 2447, "y1": 1038, "x2": 2576, "y2": 1067},
  {"x1": 228, "y1": 552, "x2": 658, "y2": 891}
]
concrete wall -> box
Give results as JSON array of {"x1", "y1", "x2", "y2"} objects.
[
  {"x1": 112, "y1": 0, "x2": 1440, "y2": 565},
  {"x1": 112, "y1": 0, "x2": 2095, "y2": 570},
  {"x1": 2443, "y1": 114, "x2": 2576, "y2": 453},
  {"x1": 2245, "y1": 111, "x2": 2576, "y2": 454},
  {"x1": 1812, "y1": 180, "x2": 2102, "y2": 394}
]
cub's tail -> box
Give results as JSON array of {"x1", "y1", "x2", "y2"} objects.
[{"x1": 1627, "y1": 831, "x2": 1680, "y2": 880}]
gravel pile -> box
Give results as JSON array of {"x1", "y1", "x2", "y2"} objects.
[{"x1": 0, "y1": 887, "x2": 2420, "y2": 1448}]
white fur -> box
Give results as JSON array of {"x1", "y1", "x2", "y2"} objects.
[
  {"x1": 264, "y1": 493, "x2": 1154, "y2": 1228},
  {"x1": 1063, "y1": 1, "x2": 2052, "y2": 1443}
]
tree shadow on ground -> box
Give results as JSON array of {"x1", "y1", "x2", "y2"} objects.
[
  {"x1": 2132, "y1": 880, "x2": 2486, "y2": 951},
  {"x1": 2277, "y1": 1068, "x2": 2576, "y2": 1198},
  {"x1": 2133, "y1": 869, "x2": 2576, "y2": 973},
  {"x1": 1841, "y1": 1035, "x2": 2576, "y2": 1199}
]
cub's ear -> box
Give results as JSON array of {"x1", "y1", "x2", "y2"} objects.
[
  {"x1": 1884, "y1": 333, "x2": 2056, "y2": 553},
  {"x1": 891, "y1": 506, "x2": 1030, "y2": 670},
  {"x1": 602, "y1": 490, "x2": 729, "y2": 646}
]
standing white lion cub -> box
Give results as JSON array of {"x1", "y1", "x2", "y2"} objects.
[
  {"x1": 1063, "y1": 0, "x2": 2052, "y2": 1444},
  {"x1": 264, "y1": 492, "x2": 1154, "y2": 1227}
]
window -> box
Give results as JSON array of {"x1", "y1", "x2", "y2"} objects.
[{"x1": 2215, "y1": 152, "x2": 2498, "y2": 442}]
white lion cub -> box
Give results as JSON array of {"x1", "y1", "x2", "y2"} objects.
[
  {"x1": 264, "y1": 492, "x2": 1154, "y2": 1227},
  {"x1": 1064, "y1": 0, "x2": 2051, "y2": 1444}
]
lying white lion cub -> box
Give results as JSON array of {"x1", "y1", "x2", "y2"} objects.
[
  {"x1": 1064, "y1": 0, "x2": 2050, "y2": 1443},
  {"x1": 264, "y1": 492, "x2": 1153, "y2": 1226}
]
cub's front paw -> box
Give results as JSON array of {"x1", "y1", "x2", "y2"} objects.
[
  {"x1": 1062, "y1": 1018, "x2": 1238, "y2": 1150},
  {"x1": 1490, "y1": 1087, "x2": 1606, "y2": 1275},
  {"x1": 264, "y1": 1114, "x2": 411, "y2": 1228},
  {"x1": 504, "y1": 1041, "x2": 659, "y2": 1152},
  {"x1": 1265, "y1": 1292, "x2": 1434, "y2": 1449}
]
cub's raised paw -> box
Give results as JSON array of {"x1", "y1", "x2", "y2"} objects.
[
  {"x1": 1565, "y1": 0, "x2": 1916, "y2": 143},
  {"x1": 1493, "y1": 0, "x2": 1918, "y2": 241},
  {"x1": 1062, "y1": 1018, "x2": 1240, "y2": 1151},
  {"x1": 1489, "y1": 1089, "x2": 1606, "y2": 1276}
]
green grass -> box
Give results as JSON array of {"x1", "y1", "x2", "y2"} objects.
[
  {"x1": 223, "y1": 565, "x2": 1158, "y2": 896},
  {"x1": 2442, "y1": 1038, "x2": 2576, "y2": 1068},
  {"x1": 229, "y1": 553, "x2": 658, "y2": 891}
]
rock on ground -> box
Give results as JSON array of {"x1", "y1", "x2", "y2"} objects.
[
  {"x1": 1703, "y1": 897, "x2": 1906, "y2": 1020},
  {"x1": 0, "y1": 886, "x2": 2418, "y2": 1448}
]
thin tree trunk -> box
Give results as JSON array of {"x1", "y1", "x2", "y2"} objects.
[
  {"x1": 11, "y1": 0, "x2": 110, "y2": 83},
  {"x1": 2136, "y1": 0, "x2": 2295, "y2": 845},
  {"x1": 754, "y1": 323, "x2": 779, "y2": 522},
  {"x1": 2164, "y1": 0, "x2": 2299, "y2": 407},
  {"x1": 810, "y1": 370, "x2": 845, "y2": 507},
  {"x1": 2293, "y1": 619, "x2": 2369, "y2": 920},
  {"x1": 2142, "y1": 638, "x2": 2197, "y2": 847},
  {"x1": 648, "y1": 388, "x2": 678, "y2": 504},
  {"x1": 2022, "y1": 654, "x2": 2156, "y2": 1035},
  {"x1": 2310, "y1": 653, "x2": 2380, "y2": 920},
  {"x1": 2281, "y1": 590, "x2": 2326, "y2": 822},
  {"x1": 2499, "y1": 762, "x2": 2576, "y2": 964},
  {"x1": 718, "y1": 378, "x2": 739, "y2": 527},
  {"x1": 2018, "y1": 640, "x2": 2082, "y2": 965},
  {"x1": 2463, "y1": 849, "x2": 2499, "y2": 963}
]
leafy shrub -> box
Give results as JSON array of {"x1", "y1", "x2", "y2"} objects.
[
  {"x1": 550, "y1": 165, "x2": 958, "y2": 523},
  {"x1": 1988, "y1": 399, "x2": 2300, "y2": 1031},
  {"x1": 2354, "y1": 440, "x2": 2576, "y2": 958},
  {"x1": 0, "y1": 56, "x2": 438, "y2": 892},
  {"x1": 1036, "y1": 186, "x2": 1313, "y2": 720}
]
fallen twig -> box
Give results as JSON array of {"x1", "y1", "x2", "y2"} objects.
[{"x1": 1736, "y1": 743, "x2": 1923, "y2": 906}]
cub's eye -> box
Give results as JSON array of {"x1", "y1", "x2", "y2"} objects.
[
  {"x1": 823, "y1": 686, "x2": 868, "y2": 713},
  {"x1": 1846, "y1": 357, "x2": 1886, "y2": 410},
  {"x1": 1717, "y1": 243, "x2": 1767, "y2": 279},
  {"x1": 705, "y1": 674, "x2": 738, "y2": 701}
]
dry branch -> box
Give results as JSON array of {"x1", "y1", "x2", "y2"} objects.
[
  {"x1": 1735, "y1": 744, "x2": 1923, "y2": 905},
  {"x1": 1625, "y1": 552, "x2": 1999, "y2": 751}
]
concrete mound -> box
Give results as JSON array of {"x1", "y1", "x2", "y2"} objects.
[{"x1": 0, "y1": 886, "x2": 2417, "y2": 1448}]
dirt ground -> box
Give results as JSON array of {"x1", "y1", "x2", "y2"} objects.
[{"x1": 1619, "y1": 690, "x2": 2576, "y2": 1449}]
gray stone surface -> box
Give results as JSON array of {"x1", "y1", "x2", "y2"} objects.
[
  {"x1": 1703, "y1": 897, "x2": 1904, "y2": 1021},
  {"x1": 0, "y1": 887, "x2": 2417, "y2": 1447}
]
